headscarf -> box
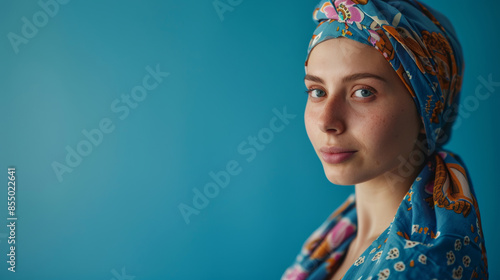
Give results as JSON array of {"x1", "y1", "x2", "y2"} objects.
[
  {"x1": 305, "y1": 0, "x2": 462, "y2": 154},
  {"x1": 282, "y1": 0, "x2": 488, "y2": 279}
]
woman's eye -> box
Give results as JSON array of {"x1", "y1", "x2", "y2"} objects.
[
  {"x1": 353, "y1": 88, "x2": 375, "y2": 98},
  {"x1": 307, "y1": 88, "x2": 326, "y2": 98}
]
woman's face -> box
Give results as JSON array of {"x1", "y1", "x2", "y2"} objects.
[{"x1": 304, "y1": 38, "x2": 422, "y2": 186}]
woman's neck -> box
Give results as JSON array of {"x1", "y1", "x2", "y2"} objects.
[{"x1": 353, "y1": 164, "x2": 423, "y2": 244}]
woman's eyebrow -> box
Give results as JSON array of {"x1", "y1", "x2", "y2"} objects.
[
  {"x1": 342, "y1": 73, "x2": 387, "y2": 83},
  {"x1": 304, "y1": 73, "x2": 387, "y2": 84},
  {"x1": 304, "y1": 74, "x2": 324, "y2": 83}
]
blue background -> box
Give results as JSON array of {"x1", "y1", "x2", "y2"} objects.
[{"x1": 0, "y1": 0, "x2": 498, "y2": 279}]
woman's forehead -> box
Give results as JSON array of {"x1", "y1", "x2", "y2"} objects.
[{"x1": 306, "y1": 38, "x2": 394, "y2": 79}]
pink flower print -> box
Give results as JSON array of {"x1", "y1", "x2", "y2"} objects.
[
  {"x1": 283, "y1": 265, "x2": 308, "y2": 280},
  {"x1": 424, "y1": 181, "x2": 434, "y2": 194},
  {"x1": 320, "y1": 2, "x2": 337, "y2": 19},
  {"x1": 320, "y1": 0, "x2": 365, "y2": 24},
  {"x1": 327, "y1": 218, "x2": 356, "y2": 248},
  {"x1": 438, "y1": 151, "x2": 448, "y2": 159}
]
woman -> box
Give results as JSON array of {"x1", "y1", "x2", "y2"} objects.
[{"x1": 282, "y1": 0, "x2": 488, "y2": 279}]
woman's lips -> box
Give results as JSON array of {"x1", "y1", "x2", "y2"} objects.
[{"x1": 319, "y1": 147, "x2": 357, "y2": 164}]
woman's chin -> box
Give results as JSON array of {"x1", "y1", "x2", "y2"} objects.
[{"x1": 323, "y1": 169, "x2": 358, "y2": 186}]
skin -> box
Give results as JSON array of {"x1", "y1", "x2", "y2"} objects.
[{"x1": 304, "y1": 38, "x2": 425, "y2": 280}]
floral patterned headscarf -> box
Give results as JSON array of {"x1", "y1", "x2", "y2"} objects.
[
  {"x1": 282, "y1": 1, "x2": 488, "y2": 279},
  {"x1": 305, "y1": 0, "x2": 463, "y2": 153}
]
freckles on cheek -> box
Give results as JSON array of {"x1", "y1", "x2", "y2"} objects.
[
  {"x1": 384, "y1": 115, "x2": 403, "y2": 141},
  {"x1": 359, "y1": 113, "x2": 384, "y2": 138},
  {"x1": 360, "y1": 114, "x2": 399, "y2": 149}
]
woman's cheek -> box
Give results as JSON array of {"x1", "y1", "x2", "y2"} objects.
[
  {"x1": 304, "y1": 109, "x2": 318, "y2": 146},
  {"x1": 358, "y1": 111, "x2": 389, "y2": 140}
]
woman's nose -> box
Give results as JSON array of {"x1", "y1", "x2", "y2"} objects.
[{"x1": 318, "y1": 95, "x2": 346, "y2": 134}]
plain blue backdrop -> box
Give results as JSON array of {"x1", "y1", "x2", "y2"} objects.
[{"x1": 0, "y1": 0, "x2": 498, "y2": 279}]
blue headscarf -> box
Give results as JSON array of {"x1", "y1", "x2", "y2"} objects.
[
  {"x1": 282, "y1": 1, "x2": 488, "y2": 279},
  {"x1": 305, "y1": 0, "x2": 463, "y2": 154}
]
